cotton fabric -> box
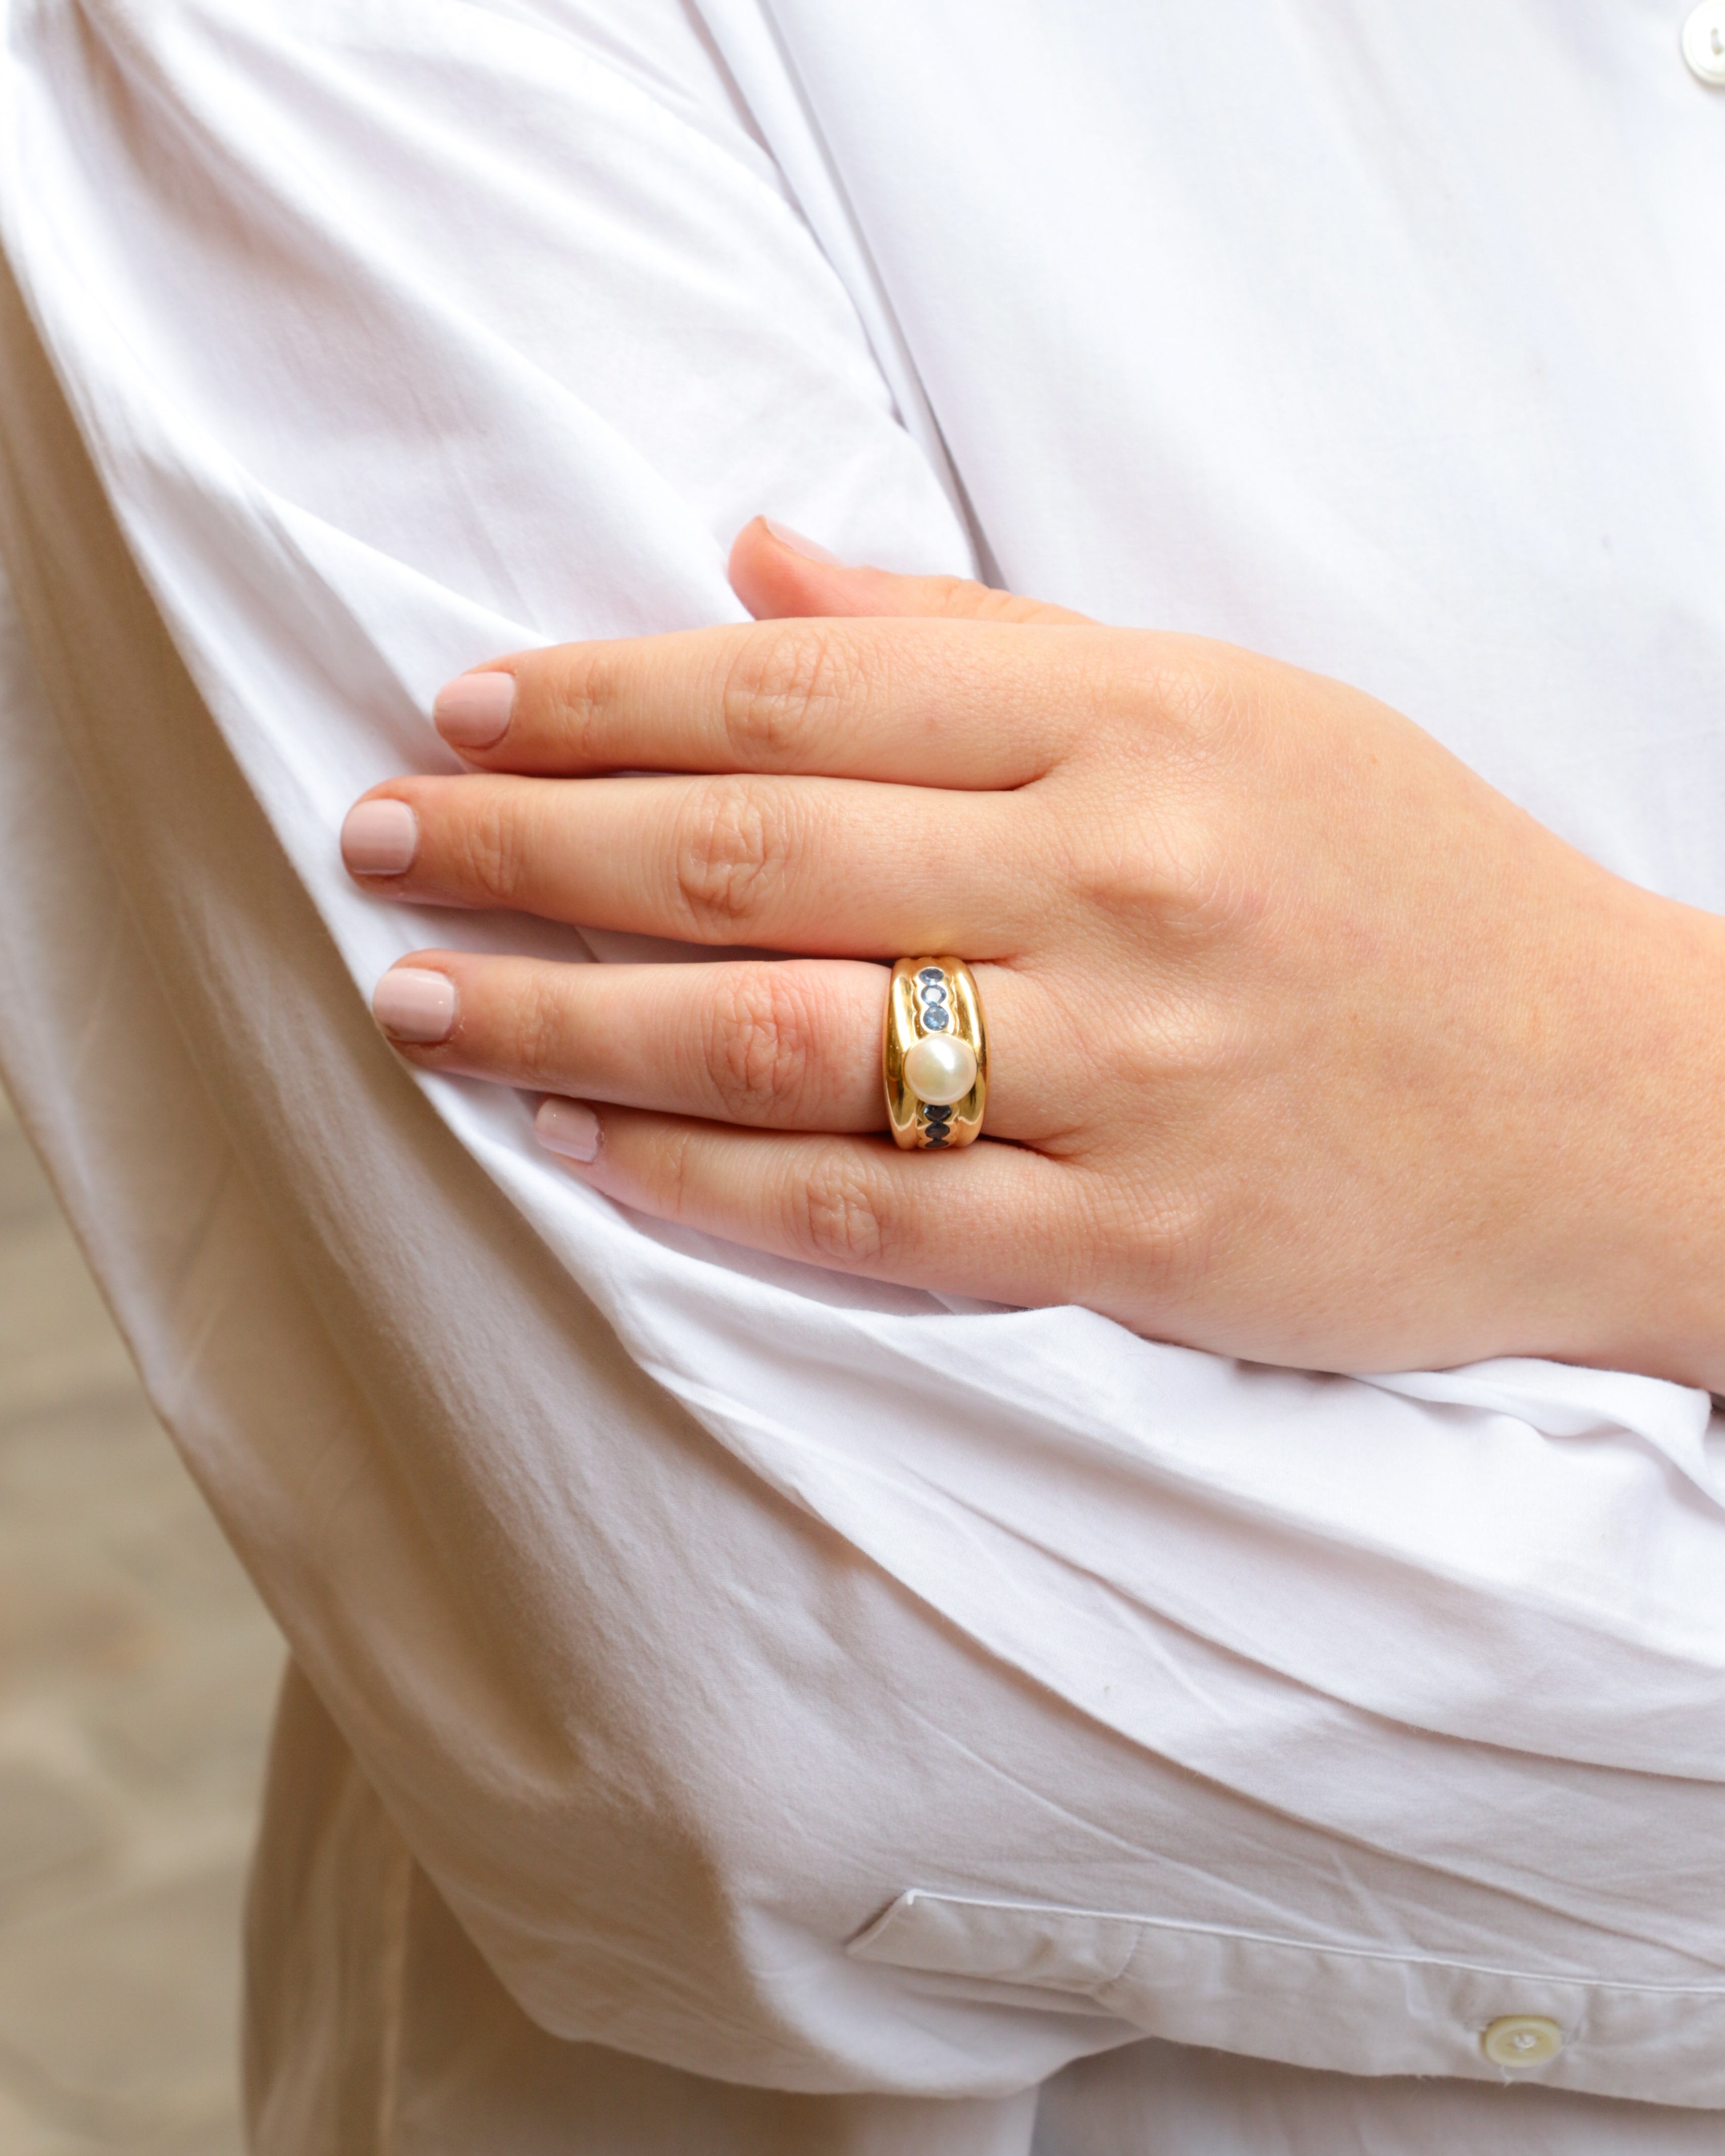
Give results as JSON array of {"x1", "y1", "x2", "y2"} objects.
[{"x1": 1, "y1": 1, "x2": 1723, "y2": 2146}]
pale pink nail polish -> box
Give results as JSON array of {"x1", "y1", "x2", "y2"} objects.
[
  {"x1": 535, "y1": 1097, "x2": 601, "y2": 1163},
  {"x1": 763, "y1": 517, "x2": 843, "y2": 566},
  {"x1": 373, "y1": 968, "x2": 457, "y2": 1043},
  {"x1": 342, "y1": 798, "x2": 418, "y2": 876},
  {"x1": 434, "y1": 671, "x2": 515, "y2": 750}
]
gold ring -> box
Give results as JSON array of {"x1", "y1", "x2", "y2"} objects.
[{"x1": 883, "y1": 958, "x2": 988, "y2": 1149}]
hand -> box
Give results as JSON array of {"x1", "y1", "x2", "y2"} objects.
[{"x1": 341, "y1": 518, "x2": 1725, "y2": 1385}]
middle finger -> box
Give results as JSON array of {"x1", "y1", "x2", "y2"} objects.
[
  {"x1": 370, "y1": 951, "x2": 1060, "y2": 1142},
  {"x1": 343, "y1": 773, "x2": 1032, "y2": 956}
]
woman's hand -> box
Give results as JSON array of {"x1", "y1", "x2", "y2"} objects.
[{"x1": 341, "y1": 518, "x2": 1725, "y2": 1385}]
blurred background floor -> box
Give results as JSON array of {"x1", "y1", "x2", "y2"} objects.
[{"x1": 0, "y1": 1083, "x2": 283, "y2": 2155}]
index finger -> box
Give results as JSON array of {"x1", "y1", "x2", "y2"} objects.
[{"x1": 432, "y1": 617, "x2": 1092, "y2": 787}]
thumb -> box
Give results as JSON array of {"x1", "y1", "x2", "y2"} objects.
[{"x1": 728, "y1": 515, "x2": 1090, "y2": 625}]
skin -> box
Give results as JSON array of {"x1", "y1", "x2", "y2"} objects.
[{"x1": 342, "y1": 517, "x2": 1725, "y2": 1387}]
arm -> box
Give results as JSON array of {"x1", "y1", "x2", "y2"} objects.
[{"x1": 9, "y1": 0, "x2": 1725, "y2": 2104}]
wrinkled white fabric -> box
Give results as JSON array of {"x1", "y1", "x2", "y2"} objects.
[{"x1": 2, "y1": 0, "x2": 1724, "y2": 2146}]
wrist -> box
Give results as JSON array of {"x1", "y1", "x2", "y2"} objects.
[{"x1": 1542, "y1": 887, "x2": 1725, "y2": 1392}]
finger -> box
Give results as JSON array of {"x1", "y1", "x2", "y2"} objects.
[
  {"x1": 533, "y1": 1102, "x2": 1093, "y2": 1307},
  {"x1": 433, "y1": 613, "x2": 1087, "y2": 787},
  {"x1": 728, "y1": 514, "x2": 1093, "y2": 626},
  {"x1": 342, "y1": 773, "x2": 1032, "y2": 956},
  {"x1": 371, "y1": 953, "x2": 1058, "y2": 1140},
  {"x1": 377, "y1": 954, "x2": 882, "y2": 1128}
]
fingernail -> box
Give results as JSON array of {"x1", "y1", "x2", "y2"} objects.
[
  {"x1": 341, "y1": 798, "x2": 418, "y2": 876},
  {"x1": 763, "y1": 517, "x2": 843, "y2": 566},
  {"x1": 434, "y1": 671, "x2": 515, "y2": 750},
  {"x1": 535, "y1": 1096, "x2": 601, "y2": 1163},
  {"x1": 372, "y1": 967, "x2": 457, "y2": 1044}
]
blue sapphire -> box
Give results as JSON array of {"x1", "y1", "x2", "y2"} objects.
[
  {"x1": 921, "y1": 1007, "x2": 950, "y2": 1030},
  {"x1": 920, "y1": 982, "x2": 948, "y2": 1005},
  {"x1": 917, "y1": 967, "x2": 945, "y2": 984}
]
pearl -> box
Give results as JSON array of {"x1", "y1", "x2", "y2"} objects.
[{"x1": 904, "y1": 1033, "x2": 978, "y2": 1105}]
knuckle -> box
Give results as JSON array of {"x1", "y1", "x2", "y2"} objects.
[
  {"x1": 1054, "y1": 793, "x2": 1237, "y2": 938},
  {"x1": 1082, "y1": 643, "x2": 1238, "y2": 782},
  {"x1": 659, "y1": 1121, "x2": 694, "y2": 1224},
  {"x1": 931, "y1": 579, "x2": 1039, "y2": 623},
  {"x1": 1055, "y1": 801, "x2": 1170, "y2": 904},
  {"x1": 650, "y1": 1122, "x2": 699, "y2": 1226},
  {"x1": 1137, "y1": 1177, "x2": 1217, "y2": 1300},
  {"x1": 788, "y1": 1147, "x2": 894, "y2": 1271},
  {"x1": 1068, "y1": 1159, "x2": 1208, "y2": 1308},
  {"x1": 705, "y1": 969, "x2": 817, "y2": 1122},
  {"x1": 1145, "y1": 653, "x2": 1225, "y2": 739},
  {"x1": 1133, "y1": 645, "x2": 1264, "y2": 772},
  {"x1": 544, "y1": 645, "x2": 623, "y2": 763},
  {"x1": 447, "y1": 787, "x2": 527, "y2": 903},
  {"x1": 514, "y1": 970, "x2": 571, "y2": 1082},
  {"x1": 921, "y1": 576, "x2": 992, "y2": 618},
  {"x1": 672, "y1": 776, "x2": 788, "y2": 934},
  {"x1": 719, "y1": 622, "x2": 867, "y2": 760},
  {"x1": 1132, "y1": 1188, "x2": 1211, "y2": 1304}
]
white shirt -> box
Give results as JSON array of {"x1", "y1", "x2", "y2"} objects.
[{"x1": 1, "y1": 0, "x2": 1723, "y2": 2145}]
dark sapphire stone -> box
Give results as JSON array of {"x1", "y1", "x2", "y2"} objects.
[
  {"x1": 923, "y1": 1103, "x2": 952, "y2": 1120},
  {"x1": 917, "y1": 967, "x2": 945, "y2": 984},
  {"x1": 924, "y1": 1133, "x2": 950, "y2": 1148},
  {"x1": 921, "y1": 1007, "x2": 950, "y2": 1030}
]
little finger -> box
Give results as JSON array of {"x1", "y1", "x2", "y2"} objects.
[{"x1": 535, "y1": 1105, "x2": 1090, "y2": 1305}]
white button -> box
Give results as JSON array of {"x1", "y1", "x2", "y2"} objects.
[
  {"x1": 1481, "y1": 2014, "x2": 1564, "y2": 2069},
  {"x1": 1683, "y1": 2, "x2": 1725, "y2": 84}
]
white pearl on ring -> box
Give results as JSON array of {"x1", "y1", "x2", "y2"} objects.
[{"x1": 904, "y1": 1033, "x2": 978, "y2": 1106}]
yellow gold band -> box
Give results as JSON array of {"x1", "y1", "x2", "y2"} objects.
[{"x1": 883, "y1": 958, "x2": 988, "y2": 1150}]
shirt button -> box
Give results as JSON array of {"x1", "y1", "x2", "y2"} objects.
[
  {"x1": 1481, "y1": 2014, "x2": 1565, "y2": 2068},
  {"x1": 1683, "y1": 1, "x2": 1725, "y2": 83}
]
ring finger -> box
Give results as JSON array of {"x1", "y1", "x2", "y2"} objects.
[{"x1": 371, "y1": 951, "x2": 1058, "y2": 1142}]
